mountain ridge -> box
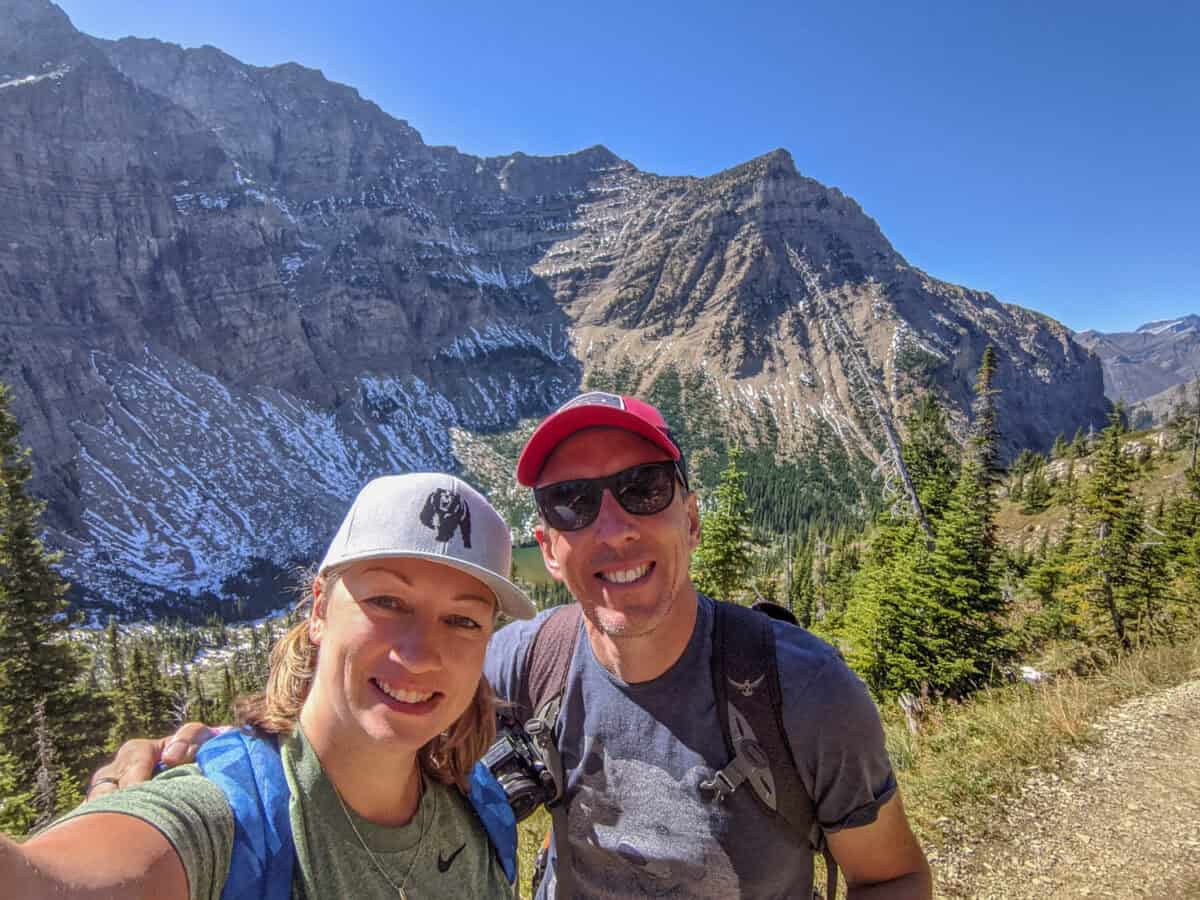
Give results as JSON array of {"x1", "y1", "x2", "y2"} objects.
[
  {"x1": 1073, "y1": 314, "x2": 1200, "y2": 404},
  {"x1": 0, "y1": 0, "x2": 1109, "y2": 614}
]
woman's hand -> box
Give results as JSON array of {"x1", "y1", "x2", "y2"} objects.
[{"x1": 87, "y1": 722, "x2": 223, "y2": 800}]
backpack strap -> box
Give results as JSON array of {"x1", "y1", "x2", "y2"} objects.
[
  {"x1": 196, "y1": 728, "x2": 295, "y2": 900},
  {"x1": 520, "y1": 603, "x2": 583, "y2": 900},
  {"x1": 466, "y1": 761, "x2": 519, "y2": 885},
  {"x1": 706, "y1": 600, "x2": 840, "y2": 900},
  {"x1": 520, "y1": 603, "x2": 583, "y2": 720}
]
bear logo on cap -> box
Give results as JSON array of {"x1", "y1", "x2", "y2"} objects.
[{"x1": 419, "y1": 488, "x2": 472, "y2": 547}]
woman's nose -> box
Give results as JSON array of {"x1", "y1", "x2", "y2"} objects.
[{"x1": 389, "y1": 620, "x2": 442, "y2": 673}]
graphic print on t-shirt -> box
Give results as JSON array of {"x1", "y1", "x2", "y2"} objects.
[{"x1": 566, "y1": 734, "x2": 738, "y2": 898}]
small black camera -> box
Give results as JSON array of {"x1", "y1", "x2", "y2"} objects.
[{"x1": 482, "y1": 715, "x2": 559, "y2": 822}]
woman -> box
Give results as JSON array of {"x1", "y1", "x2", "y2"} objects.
[{"x1": 0, "y1": 472, "x2": 534, "y2": 899}]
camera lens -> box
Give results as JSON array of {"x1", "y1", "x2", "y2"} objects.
[{"x1": 498, "y1": 770, "x2": 541, "y2": 822}]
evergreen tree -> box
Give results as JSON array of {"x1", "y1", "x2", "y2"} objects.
[
  {"x1": 901, "y1": 395, "x2": 959, "y2": 521},
  {"x1": 911, "y1": 444, "x2": 1007, "y2": 697},
  {"x1": 1071, "y1": 427, "x2": 1089, "y2": 459},
  {"x1": 104, "y1": 617, "x2": 124, "y2": 686},
  {"x1": 0, "y1": 745, "x2": 34, "y2": 835},
  {"x1": 0, "y1": 383, "x2": 92, "y2": 820},
  {"x1": 1052, "y1": 433, "x2": 1069, "y2": 459},
  {"x1": 1021, "y1": 461, "x2": 1052, "y2": 514},
  {"x1": 1121, "y1": 497, "x2": 1172, "y2": 642},
  {"x1": 1009, "y1": 471, "x2": 1025, "y2": 503},
  {"x1": 852, "y1": 354, "x2": 1008, "y2": 699},
  {"x1": 692, "y1": 447, "x2": 754, "y2": 601},
  {"x1": 842, "y1": 518, "x2": 926, "y2": 698},
  {"x1": 787, "y1": 533, "x2": 816, "y2": 628},
  {"x1": 971, "y1": 346, "x2": 1002, "y2": 482},
  {"x1": 220, "y1": 664, "x2": 236, "y2": 719},
  {"x1": 1055, "y1": 457, "x2": 1078, "y2": 506},
  {"x1": 1063, "y1": 411, "x2": 1141, "y2": 648},
  {"x1": 1021, "y1": 534, "x2": 1076, "y2": 646}
]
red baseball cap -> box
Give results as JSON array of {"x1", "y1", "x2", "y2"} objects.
[{"x1": 516, "y1": 392, "x2": 682, "y2": 486}]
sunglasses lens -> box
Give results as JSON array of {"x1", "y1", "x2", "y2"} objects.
[
  {"x1": 536, "y1": 481, "x2": 602, "y2": 531},
  {"x1": 616, "y1": 463, "x2": 677, "y2": 514},
  {"x1": 535, "y1": 461, "x2": 681, "y2": 531}
]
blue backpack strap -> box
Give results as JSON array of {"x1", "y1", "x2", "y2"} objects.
[
  {"x1": 196, "y1": 728, "x2": 295, "y2": 900},
  {"x1": 467, "y1": 761, "x2": 518, "y2": 884}
]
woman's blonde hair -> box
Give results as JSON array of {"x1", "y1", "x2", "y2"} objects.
[{"x1": 235, "y1": 574, "x2": 497, "y2": 790}]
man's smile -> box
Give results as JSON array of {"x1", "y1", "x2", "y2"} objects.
[{"x1": 597, "y1": 562, "x2": 654, "y2": 585}]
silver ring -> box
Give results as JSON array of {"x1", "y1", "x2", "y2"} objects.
[{"x1": 87, "y1": 775, "x2": 121, "y2": 796}]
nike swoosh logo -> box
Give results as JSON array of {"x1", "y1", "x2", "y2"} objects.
[{"x1": 438, "y1": 843, "x2": 466, "y2": 873}]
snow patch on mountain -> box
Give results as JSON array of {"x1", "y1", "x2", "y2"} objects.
[{"x1": 53, "y1": 347, "x2": 555, "y2": 611}]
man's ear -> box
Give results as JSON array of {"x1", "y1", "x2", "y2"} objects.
[
  {"x1": 534, "y1": 523, "x2": 566, "y2": 583},
  {"x1": 685, "y1": 491, "x2": 701, "y2": 551}
]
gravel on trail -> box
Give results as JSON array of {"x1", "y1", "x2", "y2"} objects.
[{"x1": 931, "y1": 679, "x2": 1200, "y2": 899}]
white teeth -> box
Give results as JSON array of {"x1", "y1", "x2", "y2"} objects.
[
  {"x1": 375, "y1": 679, "x2": 434, "y2": 704},
  {"x1": 601, "y1": 564, "x2": 651, "y2": 584}
]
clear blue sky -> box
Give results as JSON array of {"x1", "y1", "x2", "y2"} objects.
[{"x1": 56, "y1": 0, "x2": 1199, "y2": 334}]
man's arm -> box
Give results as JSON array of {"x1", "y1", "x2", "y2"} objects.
[
  {"x1": 826, "y1": 791, "x2": 932, "y2": 900},
  {"x1": 1, "y1": 813, "x2": 188, "y2": 899},
  {"x1": 87, "y1": 722, "x2": 221, "y2": 798}
]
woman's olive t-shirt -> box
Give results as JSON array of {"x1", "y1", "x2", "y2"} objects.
[{"x1": 61, "y1": 728, "x2": 511, "y2": 899}]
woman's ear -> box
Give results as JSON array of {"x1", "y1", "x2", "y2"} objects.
[{"x1": 309, "y1": 577, "x2": 327, "y2": 645}]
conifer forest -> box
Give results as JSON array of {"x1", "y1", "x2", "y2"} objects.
[{"x1": 1, "y1": 354, "x2": 1199, "y2": 836}]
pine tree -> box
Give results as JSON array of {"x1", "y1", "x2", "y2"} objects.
[
  {"x1": 842, "y1": 518, "x2": 926, "y2": 698},
  {"x1": 692, "y1": 447, "x2": 754, "y2": 601},
  {"x1": 1063, "y1": 411, "x2": 1140, "y2": 648},
  {"x1": 1052, "y1": 433, "x2": 1069, "y2": 459},
  {"x1": 0, "y1": 383, "x2": 92, "y2": 819},
  {"x1": 104, "y1": 617, "x2": 124, "y2": 686},
  {"x1": 856, "y1": 353, "x2": 1008, "y2": 699},
  {"x1": 1021, "y1": 461, "x2": 1052, "y2": 514},
  {"x1": 1071, "y1": 427, "x2": 1089, "y2": 459},
  {"x1": 911, "y1": 445, "x2": 1006, "y2": 697},
  {"x1": 0, "y1": 744, "x2": 34, "y2": 835},
  {"x1": 971, "y1": 346, "x2": 1002, "y2": 483},
  {"x1": 901, "y1": 395, "x2": 959, "y2": 521},
  {"x1": 787, "y1": 533, "x2": 816, "y2": 628}
]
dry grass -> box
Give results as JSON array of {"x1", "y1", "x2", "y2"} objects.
[
  {"x1": 516, "y1": 807, "x2": 551, "y2": 897},
  {"x1": 892, "y1": 637, "x2": 1200, "y2": 849}
]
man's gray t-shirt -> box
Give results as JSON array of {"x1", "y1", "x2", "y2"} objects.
[{"x1": 484, "y1": 594, "x2": 896, "y2": 899}]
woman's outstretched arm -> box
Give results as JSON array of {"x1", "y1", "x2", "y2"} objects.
[{"x1": 2, "y1": 813, "x2": 188, "y2": 900}]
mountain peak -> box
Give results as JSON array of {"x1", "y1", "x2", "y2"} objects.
[{"x1": 1135, "y1": 314, "x2": 1200, "y2": 336}]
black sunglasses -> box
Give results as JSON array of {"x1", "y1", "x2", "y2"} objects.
[{"x1": 534, "y1": 460, "x2": 688, "y2": 532}]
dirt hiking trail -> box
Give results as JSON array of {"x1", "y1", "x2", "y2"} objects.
[{"x1": 931, "y1": 679, "x2": 1200, "y2": 899}]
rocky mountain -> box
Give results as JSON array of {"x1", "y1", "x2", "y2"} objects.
[
  {"x1": 0, "y1": 0, "x2": 1108, "y2": 615},
  {"x1": 1129, "y1": 375, "x2": 1200, "y2": 428},
  {"x1": 1073, "y1": 315, "x2": 1200, "y2": 404}
]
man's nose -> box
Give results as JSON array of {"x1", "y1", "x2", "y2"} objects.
[{"x1": 591, "y1": 489, "x2": 641, "y2": 543}]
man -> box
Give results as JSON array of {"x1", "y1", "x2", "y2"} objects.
[{"x1": 96, "y1": 392, "x2": 931, "y2": 899}]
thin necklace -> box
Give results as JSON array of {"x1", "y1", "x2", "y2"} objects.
[{"x1": 333, "y1": 770, "x2": 433, "y2": 899}]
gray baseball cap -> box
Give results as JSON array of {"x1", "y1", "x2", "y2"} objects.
[{"x1": 319, "y1": 473, "x2": 535, "y2": 620}]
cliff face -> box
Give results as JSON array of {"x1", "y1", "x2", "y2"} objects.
[{"x1": 0, "y1": 0, "x2": 1108, "y2": 612}]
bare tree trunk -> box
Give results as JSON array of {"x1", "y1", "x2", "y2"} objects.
[{"x1": 32, "y1": 701, "x2": 59, "y2": 831}]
